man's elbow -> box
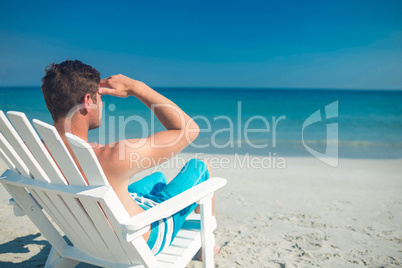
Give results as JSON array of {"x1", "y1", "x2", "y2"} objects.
[{"x1": 186, "y1": 120, "x2": 200, "y2": 142}]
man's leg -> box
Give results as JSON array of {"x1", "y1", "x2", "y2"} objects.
[
  {"x1": 152, "y1": 158, "x2": 212, "y2": 240},
  {"x1": 194, "y1": 159, "x2": 214, "y2": 215},
  {"x1": 128, "y1": 171, "x2": 167, "y2": 197},
  {"x1": 131, "y1": 159, "x2": 214, "y2": 255}
]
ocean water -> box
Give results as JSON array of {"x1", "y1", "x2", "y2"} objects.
[{"x1": 1, "y1": 87, "x2": 401, "y2": 159}]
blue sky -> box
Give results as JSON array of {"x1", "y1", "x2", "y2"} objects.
[{"x1": 0, "y1": 0, "x2": 401, "y2": 89}]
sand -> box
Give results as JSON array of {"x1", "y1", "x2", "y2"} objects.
[{"x1": 0, "y1": 153, "x2": 401, "y2": 267}]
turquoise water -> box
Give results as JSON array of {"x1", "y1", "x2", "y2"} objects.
[{"x1": 1, "y1": 87, "x2": 401, "y2": 159}]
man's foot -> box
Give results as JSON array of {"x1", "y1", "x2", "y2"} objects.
[{"x1": 197, "y1": 245, "x2": 221, "y2": 261}]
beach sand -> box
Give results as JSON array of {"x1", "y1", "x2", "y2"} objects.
[{"x1": 0, "y1": 154, "x2": 401, "y2": 267}]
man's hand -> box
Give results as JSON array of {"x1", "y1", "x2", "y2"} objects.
[{"x1": 99, "y1": 74, "x2": 143, "y2": 98}]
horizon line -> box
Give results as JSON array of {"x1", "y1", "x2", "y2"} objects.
[{"x1": 0, "y1": 85, "x2": 401, "y2": 92}]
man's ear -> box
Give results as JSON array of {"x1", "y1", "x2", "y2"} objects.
[{"x1": 82, "y1": 94, "x2": 92, "y2": 114}]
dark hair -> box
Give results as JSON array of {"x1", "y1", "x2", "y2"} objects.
[{"x1": 41, "y1": 60, "x2": 100, "y2": 122}]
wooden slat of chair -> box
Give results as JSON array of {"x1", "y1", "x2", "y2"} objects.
[
  {"x1": 156, "y1": 253, "x2": 178, "y2": 267},
  {"x1": 161, "y1": 229, "x2": 201, "y2": 261},
  {"x1": 0, "y1": 132, "x2": 30, "y2": 177},
  {"x1": 0, "y1": 146, "x2": 17, "y2": 172},
  {"x1": 61, "y1": 197, "x2": 115, "y2": 260},
  {"x1": 163, "y1": 231, "x2": 202, "y2": 267},
  {"x1": 162, "y1": 244, "x2": 187, "y2": 256},
  {"x1": 7, "y1": 111, "x2": 68, "y2": 185},
  {"x1": 47, "y1": 191, "x2": 99, "y2": 255},
  {"x1": 32, "y1": 119, "x2": 87, "y2": 186},
  {"x1": 78, "y1": 199, "x2": 131, "y2": 263},
  {"x1": 0, "y1": 111, "x2": 49, "y2": 182},
  {"x1": 175, "y1": 229, "x2": 200, "y2": 240},
  {"x1": 65, "y1": 133, "x2": 109, "y2": 186}
]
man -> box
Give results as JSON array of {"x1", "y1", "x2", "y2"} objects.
[{"x1": 41, "y1": 60, "x2": 213, "y2": 255}]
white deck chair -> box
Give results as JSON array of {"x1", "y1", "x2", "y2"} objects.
[{"x1": 0, "y1": 110, "x2": 226, "y2": 268}]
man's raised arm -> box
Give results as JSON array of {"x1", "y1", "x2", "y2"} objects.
[{"x1": 99, "y1": 75, "x2": 200, "y2": 175}]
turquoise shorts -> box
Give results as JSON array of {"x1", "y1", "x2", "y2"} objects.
[{"x1": 128, "y1": 159, "x2": 210, "y2": 255}]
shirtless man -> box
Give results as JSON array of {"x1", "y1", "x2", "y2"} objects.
[{"x1": 41, "y1": 60, "x2": 213, "y2": 255}]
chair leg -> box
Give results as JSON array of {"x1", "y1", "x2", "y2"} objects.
[
  {"x1": 45, "y1": 247, "x2": 80, "y2": 268},
  {"x1": 200, "y1": 197, "x2": 214, "y2": 268}
]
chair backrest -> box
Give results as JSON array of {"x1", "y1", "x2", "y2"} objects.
[{"x1": 0, "y1": 110, "x2": 155, "y2": 266}]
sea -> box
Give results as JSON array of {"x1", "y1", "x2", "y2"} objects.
[{"x1": 1, "y1": 87, "x2": 401, "y2": 159}]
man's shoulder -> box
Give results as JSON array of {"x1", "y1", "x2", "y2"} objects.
[
  {"x1": 90, "y1": 142, "x2": 116, "y2": 161},
  {"x1": 89, "y1": 140, "x2": 142, "y2": 175}
]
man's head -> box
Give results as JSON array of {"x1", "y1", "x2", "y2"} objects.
[{"x1": 41, "y1": 60, "x2": 101, "y2": 127}]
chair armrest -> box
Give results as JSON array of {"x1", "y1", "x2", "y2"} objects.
[{"x1": 121, "y1": 177, "x2": 226, "y2": 233}]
